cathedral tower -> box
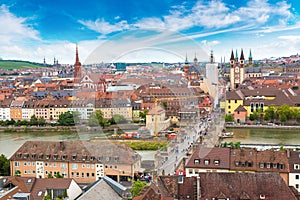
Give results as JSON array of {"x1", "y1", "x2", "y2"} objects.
[{"x1": 74, "y1": 44, "x2": 82, "y2": 82}]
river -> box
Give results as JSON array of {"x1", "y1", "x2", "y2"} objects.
[
  {"x1": 223, "y1": 128, "x2": 300, "y2": 145},
  {"x1": 1, "y1": 128, "x2": 300, "y2": 158}
]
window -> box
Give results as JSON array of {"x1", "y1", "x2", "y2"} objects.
[
  {"x1": 82, "y1": 156, "x2": 87, "y2": 161},
  {"x1": 106, "y1": 157, "x2": 110, "y2": 162},
  {"x1": 46, "y1": 155, "x2": 50, "y2": 160},
  {"x1": 235, "y1": 161, "x2": 239, "y2": 166},
  {"x1": 273, "y1": 163, "x2": 278, "y2": 168},
  {"x1": 91, "y1": 164, "x2": 94, "y2": 169},
  {"x1": 296, "y1": 184, "x2": 299, "y2": 189},
  {"x1": 86, "y1": 173, "x2": 90, "y2": 178},
  {"x1": 194, "y1": 159, "x2": 200, "y2": 164},
  {"x1": 38, "y1": 154, "x2": 43, "y2": 159},
  {"x1": 72, "y1": 164, "x2": 78, "y2": 170},
  {"x1": 24, "y1": 154, "x2": 28, "y2": 159},
  {"x1": 72, "y1": 155, "x2": 77, "y2": 161},
  {"x1": 247, "y1": 162, "x2": 253, "y2": 167},
  {"x1": 204, "y1": 160, "x2": 210, "y2": 165},
  {"x1": 61, "y1": 164, "x2": 66, "y2": 169},
  {"x1": 266, "y1": 163, "x2": 271, "y2": 168},
  {"x1": 62, "y1": 155, "x2": 67, "y2": 160},
  {"x1": 53, "y1": 155, "x2": 58, "y2": 160},
  {"x1": 279, "y1": 164, "x2": 285, "y2": 169},
  {"x1": 235, "y1": 100, "x2": 237, "y2": 103},
  {"x1": 32, "y1": 162, "x2": 35, "y2": 166},
  {"x1": 92, "y1": 173, "x2": 95, "y2": 178},
  {"x1": 82, "y1": 173, "x2": 84, "y2": 178},
  {"x1": 228, "y1": 106, "x2": 231, "y2": 109},
  {"x1": 214, "y1": 160, "x2": 220, "y2": 165},
  {"x1": 24, "y1": 162, "x2": 27, "y2": 166},
  {"x1": 87, "y1": 164, "x2": 90, "y2": 168},
  {"x1": 76, "y1": 172, "x2": 79, "y2": 178},
  {"x1": 294, "y1": 164, "x2": 300, "y2": 170},
  {"x1": 296, "y1": 175, "x2": 299, "y2": 180},
  {"x1": 82, "y1": 164, "x2": 85, "y2": 168},
  {"x1": 14, "y1": 161, "x2": 20, "y2": 167},
  {"x1": 259, "y1": 163, "x2": 264, "y2": 168},
  {"x1": 71, "y1": 172, "x2": 74, "y2": 177}
]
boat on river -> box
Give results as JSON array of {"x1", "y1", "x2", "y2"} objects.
[{"x1": 218, "y1": 132, "x2": 234, "y2": 138}]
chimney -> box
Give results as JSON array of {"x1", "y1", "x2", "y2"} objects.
[{"x1": 197, "y1": 176, "x2": 201, "y2": 200}]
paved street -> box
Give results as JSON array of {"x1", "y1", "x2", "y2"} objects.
[{"x1": 156, "y1": 110, "x2": 225, "y2": 176}]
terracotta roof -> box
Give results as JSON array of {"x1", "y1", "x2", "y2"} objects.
[
  {"x1": 185, "y1": 147, "x2": 230, "y2": 169},
  {"x1": 11, "y1": 141, "x2": 140, "y2": 165},
  {"x1": 234, "y1": 105, "x2": 247, "y2": 112},
  {"x1": 288, "y1": 151, "x2": 300, "y2": 173}
]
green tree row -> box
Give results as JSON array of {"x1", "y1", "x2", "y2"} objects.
[{"x1": 250, "y1": 104, "x2": 300, "y2": 123}]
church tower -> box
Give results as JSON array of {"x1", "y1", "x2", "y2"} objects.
[
  {"x1": 230, "y1": 50, "x2": 235, "y2": 89},
  {"x1": 239, "y1": 49, "x2": 245, "y2": 86},
  {"x1": 74, "y1": 44, "x2": 82, "y2": 83},
  {"x1": 194, "y1": 53, "x2": 198, "y2": 66},
  {"x1": 183, "y1": 53, "x2": 190, "y2": 79},
  {"x1": 248, "y1": 49, "x2": 253, "y2": 67}
]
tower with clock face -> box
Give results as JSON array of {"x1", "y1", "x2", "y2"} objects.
[{"x1": 230, "y1": 49, "x2": 246, "y2": 90}]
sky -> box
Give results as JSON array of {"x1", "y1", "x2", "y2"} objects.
[{"x1": 0, "y1": 0, "x2": 300, "y2": 64}]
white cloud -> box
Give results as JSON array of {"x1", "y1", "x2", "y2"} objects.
[
  {"x1": 0, "y1": 4, "x2": 40, "y2": 44},
  {"x1": 78, "y1": 18, "x2": 130, "y2": 35}
]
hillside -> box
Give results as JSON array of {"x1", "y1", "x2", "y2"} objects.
[{"x1": 0, "y1": 60, "x2": 44, "y2": 70}]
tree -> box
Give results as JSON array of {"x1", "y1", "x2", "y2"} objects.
[
  {"x1": 139, "y1": 110, "x2": 149, "y2": 122},
  {"x1": 14, "y1": 170, "x2": 21, "y2": 177},
  {"x1": 54, "y1": 172, "x2": 64, "y2": 178},
  {"x1": 225, "y1": 114, "x2": 234, "y2": 122},
  {"x1": 38, "y1": 117, "x2": 46, "y2": 126},
  {"x1": 88, "y1": 110, "x2": 104, "y2": 127},
  {"x1": 57, "y1": 111, "x2": 79, "y2": 126},
  {"x1": 48, "y1": 173, "x2": 53, "y2": 178},
  {"x1": 130, "y1": 180, "x2": 148, "y2": 197},
  {"x1": 30, "y1": 115, "x2": 38, "y2": 126},
  {"x1": 0, "y1": 154, "x2": 10, "y2": 176},
  {"x1": 111, "y1": 114, "x2": 127, "y2": 124}
]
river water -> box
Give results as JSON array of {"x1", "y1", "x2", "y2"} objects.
[
  {"x1": 1, "y1": 128, "x2": 300, "y2": 158},
  {"x1": 223, "y1": 128, "x2": 300, "y2": 145}
]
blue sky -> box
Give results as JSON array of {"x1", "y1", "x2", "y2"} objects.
[{"x1": 0, "y1": 0, "x2": 299, "y2": 63}]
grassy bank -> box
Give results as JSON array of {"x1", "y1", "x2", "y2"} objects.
[{"x1": 121, "y1": 141, "x2": 168, "y2": 150}]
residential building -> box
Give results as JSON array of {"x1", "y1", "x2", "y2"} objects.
[
  {"x1": 10, "y1": 141, "x2": 142, "y2": 184},
  {"x1": 134, "y1": 173, "x2": 298, "y2": 200},
  {"x1": 185, "y1": 147, "x2": 231, "y2": 177},
  {"x1": 289, "y1": 151, "x2": 300, "y2": 192},
  {"x1": 0, "y1": 98, "x2": 12, "y2": 120},
  {"x1": 10, "y1": 97, "x2": 25, "y2": 121},
  {"x1": 10, "y1": 141, "x2": 104, "y2": 184},
  {"x1": 0, "y1": 176, "x2": 82, "y2": 200}
]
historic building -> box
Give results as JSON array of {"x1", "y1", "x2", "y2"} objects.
[
  {"x1": 10, "y1": 141, "x2": 142, "y2": 184},
  {"x1": 230, "y1": 49, "x2": 246, "y2": 90}
]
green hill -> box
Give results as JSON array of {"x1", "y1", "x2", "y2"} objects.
[{"x1": 0, "y1": 60, "x2": 44, "y2": 70}]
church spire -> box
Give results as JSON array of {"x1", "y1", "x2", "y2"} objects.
[
  {"x1": 240, "y1": 49, "x2": 245, "y2": 60},
  {"x1": 249, "y1": 49, "x2": 252, "y2": 59},
  {"x1": 235, "y1": 49, "x2": 238, "y2": 59},
  {"x1": 230, "y1": 50, "x2": 234, "y2": 60},
  {"x1": 185, "y1": 52, "x2": 189, "y2": 65},
  {"x1": 74, "y1": 44, "x2": 82, "y2": 81}
]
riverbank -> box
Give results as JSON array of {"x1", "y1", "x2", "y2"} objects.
[
  {"x1": 0, "y1": 123, "x2": 142, "y2": 133},
  {"x1": 225, "y1": 124, "x2": 300, "y2": 130}
]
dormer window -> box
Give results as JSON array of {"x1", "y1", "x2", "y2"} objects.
[
  {"x1": 62, "y1": 155, "x2": 67, "y2": 160},
  {"x1": 98, "y1": 156, "x2": 102, "y2": 161},
  {"x1": 106, "y1": 157, "x2": 110, "y2": 162},
  {"x1": 46, "y1": 155, "x2": 50, "y2": 160},
  {"x1": 204, "y1": 160, "x2": 210, "y2": 165},
  {"x1": 30, "y1": 154, "x2": 36, "y2": 159},
  {"x1": 82, "y1": 156, "x2": 87, "y2": 161},
  {"x1": 90, "y1": 156, "x2": 95, "y2": 161},
  {"x1": 38, "y1": 154, "x2": 43, "y2": 159},
  {"x1": 214, "y1": 160, "x2": 220, "y2": 166},
  {"x1": 53, "y1": 155, "x2": 58, "y2": 160},
  {"x1": 16, "y1": 153, "x2": 21, "y2": 158},
  {"x1": 194, "y1": 159, "x2": 200, "y2": 164},
  {"x1": 72, "y1": 155, "x2": 77, "y2": 161},
  {"x1": 23, "y1": 154, "x2": 28, "y2": 159}
]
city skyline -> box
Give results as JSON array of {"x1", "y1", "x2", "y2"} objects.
[{"x1": 0, "y1": 0, "x2": 299, "y2": 64}]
